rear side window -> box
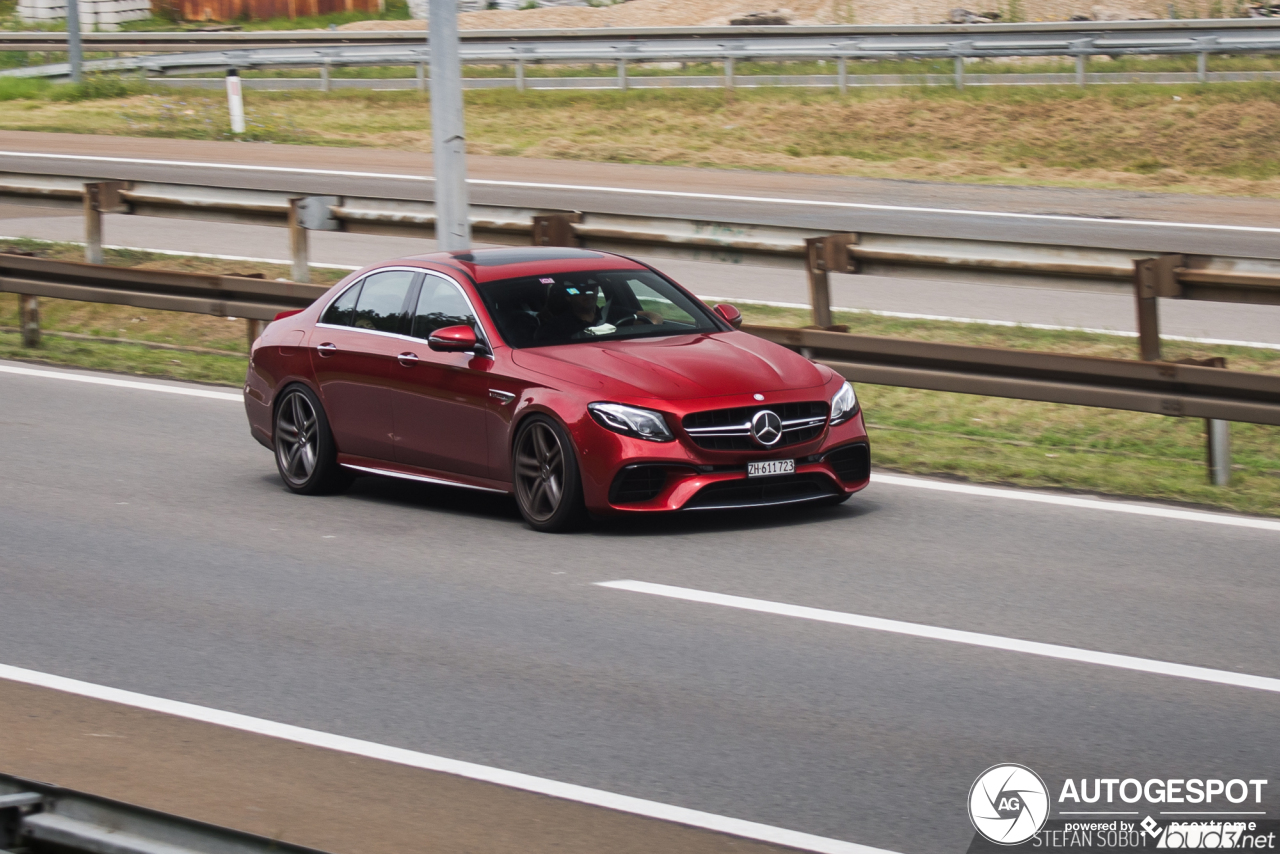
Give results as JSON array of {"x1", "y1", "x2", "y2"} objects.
[
  {"x1": 321, "y1": 280, "x2": 361, "y2": 327},
  {"x1": 411, "y1": 277, "x2": 476, "y2": 340},
  {"x1": 352, "y1": 270, "x2": 418, "y2": 334}
]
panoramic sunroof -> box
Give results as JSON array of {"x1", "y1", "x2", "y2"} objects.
[{"x1": 453, "y1": 248, "x2": 606, "y2": 266}]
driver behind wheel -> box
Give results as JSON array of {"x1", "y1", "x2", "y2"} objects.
[{"x1": 535, "y1": 279, "x2": 663, "y2": 342}]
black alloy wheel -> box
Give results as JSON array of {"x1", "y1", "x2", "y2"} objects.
[
  {"x1": 512, "y1": 416, "x2": 586, "y2": 532},
  {"x1": 273, "y1": 385, "x2": 349, "y2": 495}
]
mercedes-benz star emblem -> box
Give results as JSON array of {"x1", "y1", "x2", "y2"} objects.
[{"x1": 750, "y1": 410, "x2": 783, "y2": 447}]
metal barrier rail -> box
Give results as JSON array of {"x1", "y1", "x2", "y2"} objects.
[
  {"x1": 3, "y1": 173, "x2": 1278, "y2": 483},
  {"x1": 8, "y1": 22, "x2": 1280, "y2": 81},
  {"x1": 0, "y1": 772, "x2": 330, "y2": 854},
  {"x1": 4, "y1": 18, "x2": 1280, "y2": 51},
  {"x1": 3, "y1": 171, "x2": 1279, "y2": 360}
]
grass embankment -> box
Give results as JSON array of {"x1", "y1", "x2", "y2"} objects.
[
  {"x1": 1, "y1": 80, "x2": 1279, "y2": 195},
  {"x1": 3, "y1": 239, "x2": 1278, "y2": 516}
]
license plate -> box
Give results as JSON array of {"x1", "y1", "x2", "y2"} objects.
[{"x1": 747, "y1": 459, "x2": 795, "y2": 478}]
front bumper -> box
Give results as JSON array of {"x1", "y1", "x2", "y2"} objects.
[{"x1": 578, "y1": 408, "x2": 871, "y2": 514}]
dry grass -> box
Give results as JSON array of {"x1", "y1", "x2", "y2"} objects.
[{"x1": 4, "y1": 84, "x2": 1280, "y2": 196}]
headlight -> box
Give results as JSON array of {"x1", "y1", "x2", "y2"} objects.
[
  {"x1": 830, "y1": 381, "x2": 859, "y2": 425},
  {"x1": 588, "y1": 402, "x2": 674, "y2": 443}
]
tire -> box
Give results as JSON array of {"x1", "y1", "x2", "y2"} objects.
[
  {"x1": 512, "y1": 415, "x2": 587, "y2": 533},
  {"x1": 273, "y1": 384, "x2": 350, "y2": 495}
]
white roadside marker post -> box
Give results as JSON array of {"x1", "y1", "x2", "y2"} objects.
[
  {"x1": 226, "y1": 69, "x2": 246, "y2": 135},
  {"x1": 429, "y1": 0, "x2": 471, "y2": 251}
]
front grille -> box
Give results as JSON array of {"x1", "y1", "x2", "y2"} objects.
[
  {"x1": 609, "y1": 465, "x2": 670, "y2": 504},
  {"x1": 682, "y1": 401, "x2": 828, "y2": 451},
  {"x1": 684, "y1": 473, "x2": 839, "y2": 510},
  {"x1": 825, "y1": 443, "x2": 871, "y2": 484}
]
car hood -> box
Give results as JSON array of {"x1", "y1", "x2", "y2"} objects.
[{"x1": 509, "y1": 332, "x2": 825, "y2": 400}]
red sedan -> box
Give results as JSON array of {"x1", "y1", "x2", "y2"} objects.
[{"x1": 244, "y1": 247, "x2": 870, "y2": 531}]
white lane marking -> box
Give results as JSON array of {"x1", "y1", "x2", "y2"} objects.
[
  {"x1": 596, "y1": 581, "x2": 1280, "y2": 695},
  {"x1": 0, "y1": 364, "x2": 241, "y2": 400},
  {"x1": 0, "y1": 663, "x2": 897, "y2": 854},
  {"x1": 869, "y1": 473, "x2": 1280, "y2": 533},
  {"x1": 699, "y1": 295, "x2": 1280, "y2": 351},
  {"x1": 4, "y1": 150, "x2": 1280, "y2": 235}
]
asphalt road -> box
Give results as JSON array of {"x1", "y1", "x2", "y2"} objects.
[
  {"x1": 1, "y1": 361, "x2": 1277, "y2": 853},
  {"x1": 4, "y1": 132, "x2": 1280, "y2": 345}
]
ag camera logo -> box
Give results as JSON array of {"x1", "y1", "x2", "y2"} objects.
[{"x1": 969, "y1": 764, "x2": 1051, "y2": 845}]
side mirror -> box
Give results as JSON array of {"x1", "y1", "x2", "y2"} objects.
[
  {"x1": 428, "y1": 324, "x2": 478, "y2": 352},
  {"x1": 714, "y1": 303, "x2": 743, "y2": 330}
]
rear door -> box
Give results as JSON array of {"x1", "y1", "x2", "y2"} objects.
[
  {"x1": 390, "y1": 273, "x2": 493, "y2": 478},
  {"x1": 311, "y1": 269, "x2": 420, "y2": 462}
]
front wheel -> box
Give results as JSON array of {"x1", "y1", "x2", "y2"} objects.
[
  {"x1": 273, "y1": 384, "x2": 349, "y2": 495},
  {"x1": 512, "y1": 415, "x2": 587, "y2": 533}
]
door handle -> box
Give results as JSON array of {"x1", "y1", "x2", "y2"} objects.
[
  {"x1": 316, "y1": 342, "x2": 337, "y2": 357},
  {"x1": 397, "y1": 352, "x2": 419, "y2": 367}
]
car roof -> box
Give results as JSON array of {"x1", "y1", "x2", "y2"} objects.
[{"x1": 394, "y1": 247, "x2": 648, "y2": 284}]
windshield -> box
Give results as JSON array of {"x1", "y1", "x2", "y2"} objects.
[{"x1": 475, "y1": 268, "x2": 722, "y2": 349}]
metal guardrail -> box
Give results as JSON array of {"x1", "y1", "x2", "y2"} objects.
[
  {"x1": 7, "y1": 20, "x2": 1280, "y2": 82},
  {"x1": 3, "y1": 171, "x2": 1279, "y2": 355},
  {"x1": 746, "y1": 324, "x2": 1280, "y2": 427},
  {"x1": 0, "y1": 772, "x2": 331, "y2": 854},
  {"x1": 2, "y1": 171, "x2": 1277, "y2": 482},
  {"x1": 4, "y1": 18, "x2": 1280, "y2": 51}
]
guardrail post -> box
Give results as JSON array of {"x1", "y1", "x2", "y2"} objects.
[
  {"x1": 837, "y1": 56, "x2": 847, "y2": 94},
  {"x1": 1197, "y1": 51, "x2": 1207, "y2": 83},
  {"x1": 617, "y1": 59, "x2": 628, "y2": 92},
  {"x1": 288, "y1": 200, "x2": 310, "y2": 283},
  {"x1": 1075, "y1": 54, "x2": 1086, "y2": 87},
  {"x1": 515, "y1": 59, "x2": 524, "y2": 92},
  {"x1": 18, "y1": 294, "x2": 39, "y2": 347},
  {"x1": 320, "y1": 59, "x2": 331, "y2": 93},
  {"x1": 532, "y1": 212, "x2": 582, "y2": 248},
  {"x1": 416, "y1": 62, "x2": 426, "y2": 92},
  {"x1": 725, "y1": 56, "x2": 734, "y2": 90},
  {"x1": 954, "y1": 56, "x2": 964, "y2": 90},
  {"x1": 1133, "y1": 255, "x2": 1182, "y2": 362},
  {"x1": 1207, "y1": 418, "x2": 1231, "y2": 486},
  {"x1": 246, "y1": 318, "x2": 266, "y2": 349},
  {"x1": 805, "y1": 234, "x2": 858, "y2": 329},
  {"x1": 83, "y1": 181, "x2": 127, "y2": 265}
]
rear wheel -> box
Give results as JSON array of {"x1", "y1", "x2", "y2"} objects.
[
  {"x1": 512, "y1": 416, "x2": 586, "y2": 533},
  {"x1": 274, "y1": 385, "x2": 349, "y2": 495}
]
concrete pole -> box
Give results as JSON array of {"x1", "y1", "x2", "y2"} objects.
[
  {"x1": 429, "y1": 0, "x2": 471, "y2": 251},
  {"x1": 226, "y1": 70, "x2": 246, "y2": 134},
  {"x1": 19, "y1": 295, "x2": 40, "y2": 347},
  {"x1": 66, "y1": 0, "x2": 83, "y2": 84},
  {"x1": 288, "y1": 199, "x2": 310, "y2": 283},
  {"x1": 1206, "y1": 419, "x2": 1232, "y2": 486},
  {"x1": 84, "y1": 192, "x2": 103, "y2": 264}
]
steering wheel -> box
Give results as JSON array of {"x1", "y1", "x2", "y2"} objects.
[{"x1": 616, "y1": 312, "x2": 655, "y2": 327}]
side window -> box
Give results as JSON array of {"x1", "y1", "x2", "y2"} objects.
[
  {"x1": 321, "y1": 280, "x2": 361, "y2": 327},
  {"x1": 352, "y1": 270, "x2": 418, "y2": 334},
  {"x1": 412, "y1": 277, "x2": 477, "y2": 340}
]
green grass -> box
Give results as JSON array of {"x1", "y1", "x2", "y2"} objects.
[{"x1": 0, "y1": 329, "x2": 248, "y2": 384}]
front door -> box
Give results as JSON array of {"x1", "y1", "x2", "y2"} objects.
[
  {"x1": 311, "y1": 269, "x2": 419, "y2": 462},
  {"x1": 391, "y1": 274, "x2": 492, "y2": 478}
]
